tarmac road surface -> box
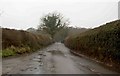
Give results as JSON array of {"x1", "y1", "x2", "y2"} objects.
[{"x1": 2, "y1": 43, "x2": 118, "y2": 74}]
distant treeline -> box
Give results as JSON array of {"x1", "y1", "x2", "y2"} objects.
[
  {"x1": 2, "y1": 28, "x2": 52, "y2": 57},
  {"x1": 64, "y1": 20, "x2": 120, "y2": 72}
]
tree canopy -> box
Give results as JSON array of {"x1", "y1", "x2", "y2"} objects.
[{"x1": 38, "y1": 12, "x2": 70, "y2": 38}]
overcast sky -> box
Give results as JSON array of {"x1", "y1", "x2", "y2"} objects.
[{"x1": 0, "y1": 0, "x2": 119, "y2": 30}]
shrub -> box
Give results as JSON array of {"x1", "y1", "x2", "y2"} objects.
[
  {"x1": 2, "y1": 28, "x2": 52, "y2": 57},
  {"x1": 64, "y1": 20, "x2": 120, "y2": 70}
]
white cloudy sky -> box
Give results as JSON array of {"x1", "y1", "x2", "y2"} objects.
[{"x1": 0, "y1": 0, "x2": 119, "y2": 30}]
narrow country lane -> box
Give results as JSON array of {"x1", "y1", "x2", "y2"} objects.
[{"x1": 2, "y1": 43, "x2": 118, "y2": 74}]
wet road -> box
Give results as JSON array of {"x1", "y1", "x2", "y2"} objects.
[{"x1": 2, "y1": 43, "x2": 118, "y2": 74}]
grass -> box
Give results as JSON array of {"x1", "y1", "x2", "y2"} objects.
[
  {"x1": 2, "y1": 45, "x2": 37, "y2": 57},
  {"x1": 2, "y1": 48, "x2": 16, "y2": 57}
]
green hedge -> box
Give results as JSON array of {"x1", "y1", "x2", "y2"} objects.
[
  {"x1": 64, "y1": 20, "x2": 120, "y2": 71},
  {"x1": 2, "y1": 28, "x2": 52, "y2": 57}
]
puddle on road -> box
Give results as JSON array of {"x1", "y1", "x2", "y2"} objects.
[
  {"x1": 47, "y1": 50, "x2": 64, "y2": 56},
  {"x1": 78, "y1": 63, "x2": 101, "y2": 74},
  {"x1": 50, "y1": 65, "x2": 56, "y2": 73}
]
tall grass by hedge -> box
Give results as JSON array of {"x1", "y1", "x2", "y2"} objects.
[
  {"x1": 2, "y1": 28, "x2": 52, "y2": 57},
  {"x1": 64, "y1": 20, "x2": 120, "y2": 71}
]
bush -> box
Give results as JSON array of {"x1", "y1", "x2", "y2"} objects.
[
  {"x1": 2, "y1": 28, "x2": 52, "y2": 57},
  {"x1": 64, "y1": 20, "x2": 120, "y2": 71}
]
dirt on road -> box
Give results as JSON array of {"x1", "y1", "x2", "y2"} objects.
[{"x1": 2, "y1": 43, "x2": 118, "y2": 74}]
